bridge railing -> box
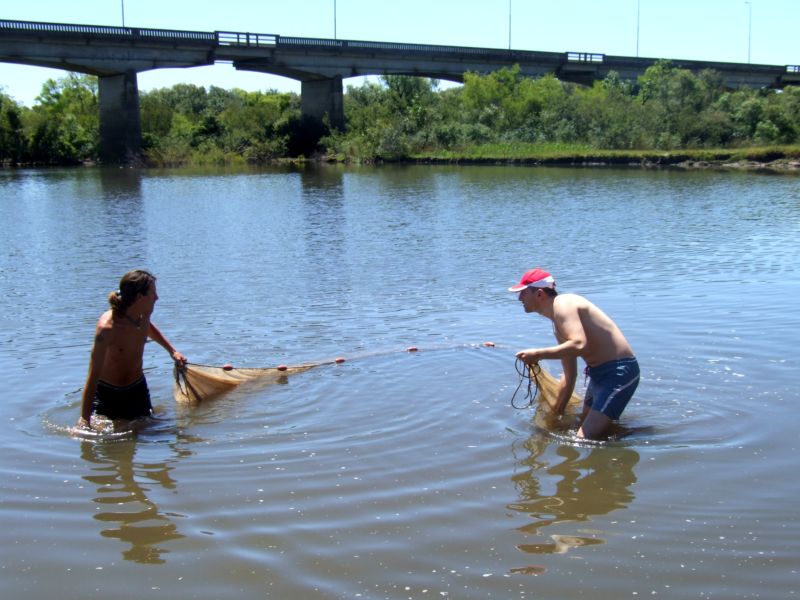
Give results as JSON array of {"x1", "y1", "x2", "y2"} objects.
[
  {"x1": 787, "y1": 65, "x2": 800, "y2": 73},
  {"x1": 276, "y1": 35, "x2": 504, "y2": 56},
  {"x1": 217, "y1": 31, "x2": 277, "y2": 47},
  {"x1": 138, "y1": 28, "x2": 215, "y2": 41},
  {"x1": 273, "y1": 35, "x2": 568, "y2": 63},
  {"x1": 566, "y1": 52, "x2": 604, "y2": 63},
  {"x1": 0, "y1": 19, "x2": 215, "y2": 43},
  {"x1": 0, "y1": 19, "x2": 129, "y2": 36}
]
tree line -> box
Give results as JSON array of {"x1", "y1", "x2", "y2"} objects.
[{"x1": 1, "y1": 61, "x2": 799, "y2": 166}]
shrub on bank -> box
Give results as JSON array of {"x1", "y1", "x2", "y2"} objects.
[{"x1": 2, "y1": 63, "x2": 799, "y2": 167}]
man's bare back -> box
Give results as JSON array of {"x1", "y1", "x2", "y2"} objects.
[{"x1": 551, "y1": 293, "x2": 634, "y2": 367}]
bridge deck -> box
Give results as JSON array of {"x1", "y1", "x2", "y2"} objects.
[{"x1": 1, "y1": 18, "x2": 797, "y2": 88}]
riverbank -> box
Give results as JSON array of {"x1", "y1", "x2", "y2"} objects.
[
  {"x1": 4, "y1": 145, "x2": 799, "y2": 172},
  {"x1": 409, "y1": 143, "x2": 800, "y2": 172}
]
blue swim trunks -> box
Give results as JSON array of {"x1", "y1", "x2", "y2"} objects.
[{"x1": 583, "y1": 357, "x2": 640, "y2": 420}]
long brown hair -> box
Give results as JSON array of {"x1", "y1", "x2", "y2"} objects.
[{"x1": 108, "y1": 269, "x2": 156, "y2": 315}]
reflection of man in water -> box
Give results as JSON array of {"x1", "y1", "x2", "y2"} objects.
[
  {"x1": 510, "y1": 268, "x2": 640, "y2": 440},
  {"x1": 81, "y1": 439, "x2": 187, "y2": 564},
  {"x1": 78, "y1": 270, "x2": 186, "y2": 428},
  {"x1": 510, "y1": 440, "x2": 639, "y2": 555}
]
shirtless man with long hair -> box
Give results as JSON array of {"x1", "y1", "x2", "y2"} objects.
[{"x1": 77, "y1": 270, "x2": 186, "y2": 428}]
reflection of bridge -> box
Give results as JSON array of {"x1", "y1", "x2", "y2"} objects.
[{"x1": 2, "y1": 19, "x2": 798, "y2": 163}]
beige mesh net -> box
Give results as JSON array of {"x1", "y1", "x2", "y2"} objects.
[
  {"x1": 173, "y1": 354, "x2": 582, "y2": 411},
  {"x1": 526, "y1": 363, "x2": 585, "y2": 433},
  {"x1": 533, "y1": 363, "x2": 583, "y2": 412},
  {"x1": 173, "y1": 362, "x2": 322, "y2": 405}
]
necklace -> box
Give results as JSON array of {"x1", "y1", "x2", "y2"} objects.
[{"x1": 124, "y1": 314, "x2": 143, "y2": 329}]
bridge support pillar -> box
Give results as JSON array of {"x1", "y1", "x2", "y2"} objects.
[
  {"x1": 301, "y1": 76, "x2": 344, "y2": 131},
  {"x1": 98, "y1": 71, "x2": 142, "y2": 164}
]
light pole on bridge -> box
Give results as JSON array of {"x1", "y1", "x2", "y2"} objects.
[
  {"x1": 636, "y1": 0, "x2": 640, "y2": 57},
  {"x1": 745, "y1": 1, "x2": 752, "y2": 63},
  {"x1": 508, "y1": 0, "x2": 511, "y2": 50},
  {"x1": 334, "y1": 0, "x2": 337, "y2": 40},
  {"x1": 121, "y1": 0, "x2": 126, "y2": 28}
]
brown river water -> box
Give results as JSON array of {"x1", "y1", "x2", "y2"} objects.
[{"x1": 0, "y1": 164, "x2": 798, "y2": 599}]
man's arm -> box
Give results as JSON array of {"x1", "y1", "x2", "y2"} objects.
[
  {"x1": 554, "y1": 356, "x2": 578, "y2": 414},
  {"x1": 78, "y1": 324, "x2": 109, "y2": 426},
  {"x1": 516, "y1": 338, "x2": 583, "y2": 364},
  {"x1": 148, "y1": 322, "x2": 187, "y2": 365},
  {"x1": 516, "y1": 301, "x2": 587, "y2": 364}
]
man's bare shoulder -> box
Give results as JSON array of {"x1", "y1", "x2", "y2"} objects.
[
  {"x1": 94, "y1": 311, "x2": 118, "y2": 342},
  {"x1": 553, "y1": 293, "x2": 591, "y2": 311},
  {"x1": 96, "y1": 310, "x2": 114, "y2": 330}
]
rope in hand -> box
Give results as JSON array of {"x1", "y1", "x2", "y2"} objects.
[
  {"x1": 173, "y1": 363, "x2": 202, "y2": 402},
  {"x1": 511, "y1": 358, "x2": 543, "y2": 410}
]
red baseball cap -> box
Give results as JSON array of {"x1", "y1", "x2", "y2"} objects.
[{"x1": 508, "y1": 268, "x2": 555, "y2": 292}]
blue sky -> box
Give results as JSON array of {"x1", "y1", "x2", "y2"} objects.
[{"x1": 1, "y1": 0, "x2": 798, "y2": 105}]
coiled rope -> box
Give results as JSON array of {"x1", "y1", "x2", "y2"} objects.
[{"x1": 511, "y1": 358, "x2": 543, "y2": 409}]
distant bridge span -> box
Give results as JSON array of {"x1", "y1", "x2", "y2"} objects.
[{"x1": 2, "y1": 19, "x2": 798, "y2": 163}]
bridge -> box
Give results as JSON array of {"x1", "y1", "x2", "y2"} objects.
[{"x1": 2, "y1": 18, "x2": 798, "y2": 163}]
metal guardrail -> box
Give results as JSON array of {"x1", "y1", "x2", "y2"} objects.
[
  {"x1": 276, "y1": 35, "x2": 507, "y2": 56},
  {"x1": 566, "y1": 52, "x2": 604, "y2": 63},
  {"x1": 217, "y1": 31, "x2": 277, "y2": 47},
  {"x1": 139, "y1": 28, "x2": 215, "y2": 41},
  {"x1": 0, "y1": 19, "x2": 129, "y2": 36},
  {"x1": 273, "y1": 35, "x2": 573, "y2": 64},
  {"x1": 0, "y1": 19, "x2": 215, "y2": 42},
  {"x1": 787, "y1": 65, "x2": 800, "y2": 73}
]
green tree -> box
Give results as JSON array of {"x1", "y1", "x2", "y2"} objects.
[
  {"x1": 218, "y1": 90, "x2": 298, "y2": 159},
  {"x1": 460, "y1": 68, "x2": 576, "y2": 142},
  {"x1": 0, "y1": 91, "x2": 26, "y2": 164},
  {"x1": 324, "y1": 76, "x2": 441, "y2": 160},
  {"x1": 637, "y1": 61, "x2": 732, "y2": 147},
  {"x1": 571, "y1": 74, "x2": 642, "y2": 148},
  {"x1": 140, "y1": 84, "x2": 301, "y2": 164},
  {"x1": 24, "y1": 73, "x2": 99, "y2": 163}
]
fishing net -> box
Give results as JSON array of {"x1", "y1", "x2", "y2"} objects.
[
  {"x1": 173, "y1": 362, "x2": 321, "y2": 404},
  {"x1": 512, "y1": 359, "x2": 583, "y2": 411},
  {"x1": 535, "y1": 363, "x2": 583, "y2": 411}
]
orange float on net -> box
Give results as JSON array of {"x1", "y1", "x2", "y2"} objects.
[
  {"x1": 335, "y1": 357, "x2": 346, "y2": 364},
  {"x1": 222, "y1": 364, "x2": 234, "y2": 370},
  {"x1": 483, "y1": 341, "x2": 495, "y2": 347},
  {"x1": 407, "y1": 346, "x2": 419, "y2": 352},
  {"x1": 277, "y1": 365, "x2": 288, "y2": 371}
]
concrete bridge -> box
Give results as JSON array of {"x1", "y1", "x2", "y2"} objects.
[{"x1": 2, "y1": 18, "x2": 798, "y2": 163}]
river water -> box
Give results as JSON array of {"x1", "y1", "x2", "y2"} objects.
[{"x1": 0, "y1": 164, "x2": 798, "y2": 599}]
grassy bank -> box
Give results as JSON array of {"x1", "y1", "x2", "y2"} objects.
[{"x1": 410, "y1": 143, "x2": 800, "y2": 170}]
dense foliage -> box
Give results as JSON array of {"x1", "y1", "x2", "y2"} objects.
[
  {"x1": 2, "y1": 73, "x2": 99, "y2": 165},
  {"x1": 1, "y1": 60, "x2": 799, "y2": 166},
  {"x1": 325, "y1": 63, "x2": 800, "y2": 160}
]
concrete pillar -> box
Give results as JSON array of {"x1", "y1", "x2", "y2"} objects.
[
  {"x1": 98, "y1": 71, "x2": 142, "y2": 164},
  {"x1": 301, "y1": 76, "x2": 344, "y2": 131}
]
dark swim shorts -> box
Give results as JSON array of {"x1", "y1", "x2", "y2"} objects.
[
  {"x1": 92, "y1": 376, "x2": 153, "y2": 420},
  {"x1": 583, "y1": 357, "x2": 640, "y2": 420}
]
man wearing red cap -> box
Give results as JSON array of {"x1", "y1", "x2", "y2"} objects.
[{"x1": 509, "y1": 268, "x2": 639, "y2": 440}]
